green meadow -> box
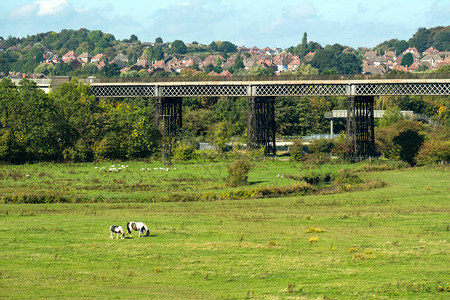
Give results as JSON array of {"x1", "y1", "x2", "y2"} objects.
[{"x1": 0, "y1": 161, "x2": 449, "y2": 298}]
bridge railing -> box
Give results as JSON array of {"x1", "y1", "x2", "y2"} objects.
[{"x1": 87, "y1": 73, "x2": 450, "y2": 83}]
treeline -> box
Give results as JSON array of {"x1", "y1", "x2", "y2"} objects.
[
  {"x1": 0, "y1": 78, "x2": 159, "y2": 163},
  {"x1": 375, "y1": 26, "x2": 450, "y2": 55}
]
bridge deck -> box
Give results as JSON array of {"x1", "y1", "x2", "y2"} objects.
[{"x1": 89, "y1": 79, "x2": 450, "y2": 97}]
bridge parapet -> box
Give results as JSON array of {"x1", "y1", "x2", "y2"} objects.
[{"x1": 90, "y1": 79, "x2": 450, "y2": 98}]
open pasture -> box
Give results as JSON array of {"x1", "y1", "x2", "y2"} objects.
[
  {"x1": 0, "y1": 163, "x2": 449, "y2": 298},
  {"x1": 0, "y1": 160, "x2": 349, "y2": 202}
]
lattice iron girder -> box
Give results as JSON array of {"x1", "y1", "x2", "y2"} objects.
[
  {"x1": 354, "y1": 83, "x2": 450, "y2": 96},
  {"x1": 91, "y1": 85, "x2": 155, "y2": 97},
  {"x1": 255, "y1": 84, "x2": 347, "y2": 96},
  {"x1": 90, "y1": 80, "x2": 450, "y2": 98},
  {"x1": 160, "y1": 85, "x2": 248, "y2": 97}
]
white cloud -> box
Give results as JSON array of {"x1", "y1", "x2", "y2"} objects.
[
  {"x1": 36, "y1": 0, "x2": 69, "y2": 16},
  {"x1": 9, "y1": 3, "x2": 40, "y2": 19},
  {"x1": 286, "y1": 1, "x2": 318, "y2": 19},
  {"x1": 9, "y1": 0, "x2": 70, "y2": 18}
]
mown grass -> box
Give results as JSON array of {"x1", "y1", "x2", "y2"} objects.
[{"x1": 0, "y1": 162, "x2": 449, "y2": 298}]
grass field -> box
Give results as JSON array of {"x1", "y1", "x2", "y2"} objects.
[{"x1": 0, "y1": 161, "x2": 449, "y2": 298}]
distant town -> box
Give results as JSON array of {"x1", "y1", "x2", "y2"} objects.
[{"x1": 0, "y1": 26, "x2": 449, "y2": 79}]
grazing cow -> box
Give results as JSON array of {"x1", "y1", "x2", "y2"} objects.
[
  {"x1": 110, "y1": 225, "x2": 125, "y2": 239},
  {"x1": 127, "y1": 222, "x2": 150, "y2": 237}
]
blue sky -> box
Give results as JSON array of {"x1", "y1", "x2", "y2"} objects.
[{"x1": 0, "y1": 0, "x2": 449, "y2": 48}]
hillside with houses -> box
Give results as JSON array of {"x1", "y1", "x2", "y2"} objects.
[{"x1": 0, "y1": 26, "x2": 449, "y2": 79}]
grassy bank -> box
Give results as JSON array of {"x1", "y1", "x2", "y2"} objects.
[{"x1": 0, "y1": 164, "x2": 449, "y2": 298}]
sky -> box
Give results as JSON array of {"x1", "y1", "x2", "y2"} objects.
[{"x1": 0, "y1": 0, "x2": 449, "y2": 49}]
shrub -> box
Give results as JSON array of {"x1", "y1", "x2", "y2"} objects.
[
  {"x1": 375, "y1": 120, "x2": 427, "y2": 165},
  {"x1": 173, "y1": 143, "x2": 196, "y2": 161},
  {"x1": 308, "y1": 138, "x2": 334, "y2": 155},
  {"x1": 289, "y1": 140, "x2": 306, "y2": 162},
  {"x1": 334, "y1": 168, "x2": 363, "y2": 185},
  {"x1": 227, "y1": 159, "x2": 252, "y2": 187},
  {"x1": 416, "y1": 139, "x2": 450, "y2": 165}
]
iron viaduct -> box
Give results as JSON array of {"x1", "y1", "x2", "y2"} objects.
[{"x1": 88, "y1": 77, "x2": 450, "y2": 157}]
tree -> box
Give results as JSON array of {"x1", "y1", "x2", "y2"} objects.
[
  {"x1": 219, "y1": 41, "x2": 237, "y2": 53},
  {"x1": 155, "y1": 37, "x2": 163, "y2": 44},
  {"x1": 409, "y1": 27, "x2": 430, "y2": 53},
  {"x1": 214, "y1": 121, "x2": 231, "y2": 153},
  {"x1": 209, "y1": 41, "x2": 218, "y2": 51},
  {"x1": 294, "y1": 64, "x2": 319, "y2": 75},
  {"x1": 378, "y1": 106, "x2": 404, "y2": 128},
  {"x1": 247, "y1": 65, "x2": 274, "y2": 76},
  {"x1": 98, "y1": 63, "x2": 120, "y2": 78},
  {"x1": 170, "y1": 40, "x2": 187, "y2": 54},
  {"x1": 400, "y1": 52, "x2": 414, "y2": 67},
  {"x1": 129, "y1": 34, "x2": 139, "y2": 43}
]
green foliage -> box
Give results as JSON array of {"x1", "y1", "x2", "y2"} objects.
[
  {"x1": 400, "y1": 53, "x2": 414, "y2": 67},
  {"x1": 214, "y1": 121, "x2": 231, "y2": 153},
  {"x1": 170, "y1": 40, "x2": 187, "y2": 54},
  {"x1": 310, "y1": 44, "x2": 362, "y2": 74},
  {"x1": 227, "y1": 159, "x2": 252, "y2": 187},
  {"x1": 416, "y1": 139, "x2": 450, "y2": 165},
  {"x1": 393, "y1": 130, "x2": 425, "y2": 165},
  {"x1": 378, "y1": 106, "x2": 404, "y2": 128},
  {"x1": 375, "y1": 120, "x2": 426, "y2": 165},
  {"x1": 289, "y1": 140, "x2": 306, "y2": 162},
  {"x1": 334, "y1": 168, "x2": 363, "y2": 185},
  {"x1": 173, "y1": 143, "x2": 196, "y2": 161}
]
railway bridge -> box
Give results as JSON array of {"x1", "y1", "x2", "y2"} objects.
[{"x1": 89, "y1": 77, "x2": 450, "y2": 157}]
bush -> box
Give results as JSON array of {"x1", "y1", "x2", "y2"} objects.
[
  {"x1": 227, "y1": 159, "x2": 252, "y2": 187},
  {"x1": 289, "y1": 140, "x2": 306, "y2": 162},
  {"x1": 334, "y1": 168, "x2": 363, "y2": 185},
  {"x1": 375, "y1": 120, "x2": 426, "y2": 165},
  {"x1": 416, "y1": 140, "x2": 450, "y2": 165},
  {"x1": 173, "y1": 143, "x2": 195, "y2": 161}
]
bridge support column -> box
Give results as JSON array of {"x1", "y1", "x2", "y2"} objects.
[
  {"x1": 247, "y1": 96, "x2": 276, "y2": 155},
  {"x1": 346, "y1": 96, "x2": 375, "y2": 158},
  {"x1": 155, "y1": 97, "x2": 182, "y2": 133}
]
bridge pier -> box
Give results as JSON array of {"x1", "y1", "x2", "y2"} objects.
[
  {"x1": 155, "y1": 97, "x2": 183, "y2": 134},
  {"x1": 346, "y1": 96, "x2": 375, "y2": 158},
  {"x1": 247, "y1": 96, "x2": 276, "y2": 155}
]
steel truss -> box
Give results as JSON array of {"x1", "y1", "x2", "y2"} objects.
[
  {"x1": 91, "y1": 80, "x2": 450, "y2": 98},
  {"x1": 346, "y1": 96, "x2": 375, "y2": 158},
  {"x1": 247, "y1": 97, "x2": 276, "y2": 155}
]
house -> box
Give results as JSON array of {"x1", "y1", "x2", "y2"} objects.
[
  {"x1": 249, "y1": 46, "x2": 262, "y2": 55},
  {"x1": 288, "y1": 57, "x2": 301, "y2": 71},
  {"x1": 113, "y1": 54, "x2": 128, "y2": 68},
  {"x1": 0, "y1": 44, "x2": 6, "y2": 52},
  {"x1": 91, "y1": 53, "x2": 104, "y2": 63},
  {"x1": 262, "y1": 47, "x2": 276, "y2": 55},
  {"x1": 363, "y1": 49, "x2": 377, "y2": 60},
  {"x1": 408, "y1": 62, "x2": 421, "y2": 72},
  {"x1": 78, "y1": 52, "x2": 92, "y2": 63},
  {"x1": 272, "y1": 55, "x2": 291, "y2": 73},
  {"x1": 304, "y1": 51, "x2": 315, "y2": 62},
  {"x1": 421, "y1": 54, "x2": 442, "y2": 68},
  {"x1": 219, "y1": 70, "x2": 233, "y2": 77},
  {"x1": 392, "y1": 64, "x2": 408, "y2": 72},
  {"x1": 364, "y1": 64, "x2": 388, "y2": 75},
  {"x1": 423, "y1": 47, "x2": 439, "y2": 56},
  {"x1": 62, "y1": 51, "x2": 77, "y2": 62},
  {"x1": 402, "y1": 48, "x2": 420, "y2": 61},
  {"x1": 373, "y1": 56, "x2": 388, "y2": 66},
  {"x1": 243, "y1": 58, "x2": 256, "y2": 70},
  {"x1": 237, "y1": 46, "x2": 249, "y2": 53}
]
